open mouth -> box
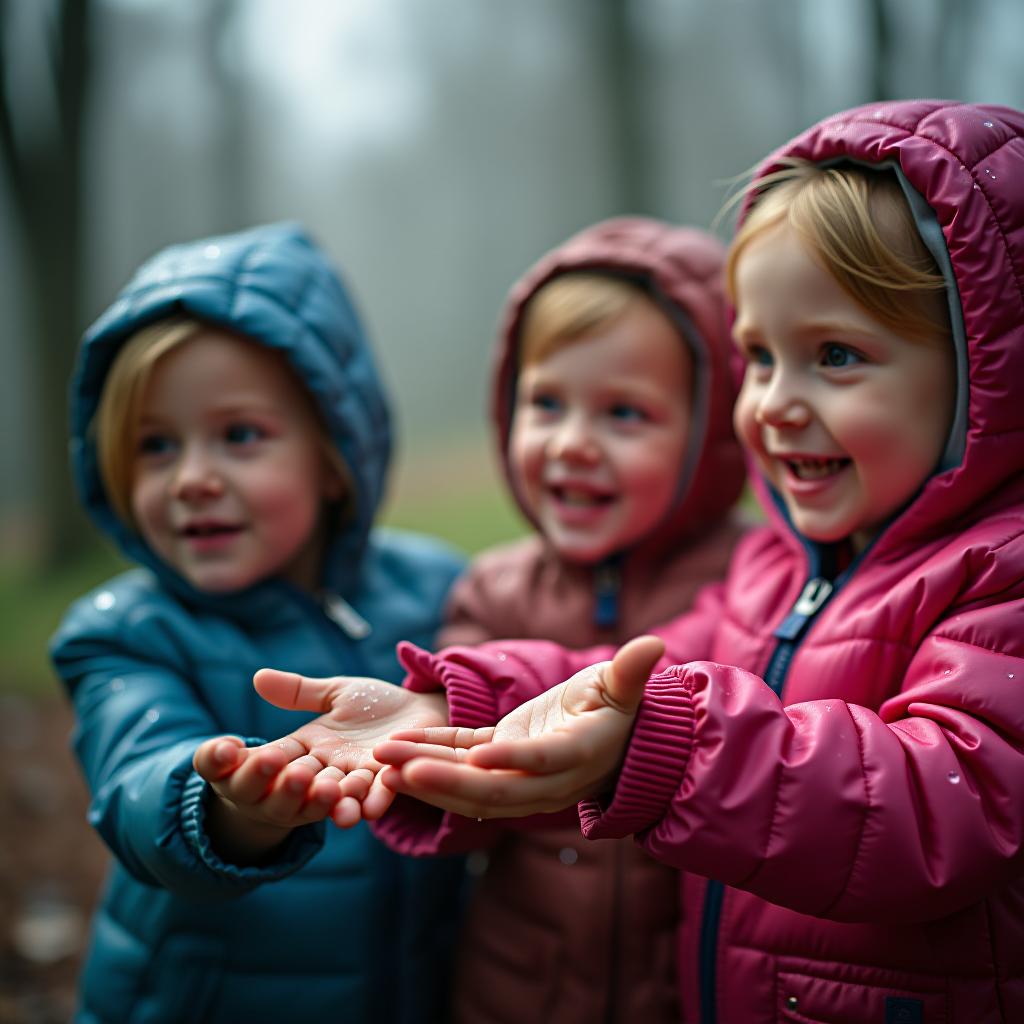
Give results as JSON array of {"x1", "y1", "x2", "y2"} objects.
[
  {"x1": 549, "y1": 485, "x2": 614, "y2": 508},
  {"x1": 181, "y1": 523, "x2": 242, "y2": 538},
  {"x1": 783, "y1": 456, "x2": 850, "y2": 481}
]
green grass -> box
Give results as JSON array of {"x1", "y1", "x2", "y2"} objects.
[
  {"x1": 0, "y1": 545, "x2": 127, "y2": 697},
  {"x1": 381, "y1": 481, "x2": 526, "y2": 555}
]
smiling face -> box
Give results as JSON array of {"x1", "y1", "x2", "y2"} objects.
[
  {"x1": 509, "y1": 295, "x2": 691, "y2": 564},
  {"x1": 129, "y1": 329, "x2": 343, "y2": 593},
  {"x1": 732, "y1": 222, "x2": 955, "y2": 552}
]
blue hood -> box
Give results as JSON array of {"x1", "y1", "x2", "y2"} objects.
[{"x1": 70, "y1": 222, "x2": 392, "y2": 604}]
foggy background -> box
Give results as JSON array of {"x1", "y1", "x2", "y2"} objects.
[
  {"x1": 4, "y1": 0, "x2": 1021, "y2": 573},
  {"x1": 2, "y1": 2, "x2": 1023, "y2": 1018}
]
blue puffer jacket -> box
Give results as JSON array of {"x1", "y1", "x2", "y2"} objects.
[{"x1": 50, "y1": 223, "x2": 467, "y2": 1024}]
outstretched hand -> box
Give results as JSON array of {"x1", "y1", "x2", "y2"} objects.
[
  {"x1": 195, "y1": 672, "x2": 449, "y2": 829},
  {"x1": 370, "y1": 635, "x2": 665, "y2": 820}
]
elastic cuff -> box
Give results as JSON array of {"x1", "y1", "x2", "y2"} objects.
[
  {"x1": 181, "y1": 740, "x2": 325, "y2": 883},
  {"x1": 580, "y1": 668, "x2": 696, "y2": 839},
  {"x1": 397, "y1": 642, "x2": 500, "y2": 729}
]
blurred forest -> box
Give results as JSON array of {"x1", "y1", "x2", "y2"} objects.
[{"x1": 2, "y1": 0, "x2": 1023, "y2": 1019}]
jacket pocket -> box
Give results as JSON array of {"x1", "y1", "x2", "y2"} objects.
[{"x1": 776, "y1": 967, "x2": 948, "y2": 1024}]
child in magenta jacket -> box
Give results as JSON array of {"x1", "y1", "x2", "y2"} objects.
[{"x1": 227, "y1": 101, "x2": 1024, "y2": 1023}]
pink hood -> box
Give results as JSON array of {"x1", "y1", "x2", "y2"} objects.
[
  {"x1": 491, "y1": 217, "x2": 746, "y2": 563},
  {"x1": 748, "y1": 100, "x2": 1024, "y2": 554}
]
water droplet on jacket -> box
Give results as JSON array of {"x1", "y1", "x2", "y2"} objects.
[
  {"x1": 973, "y1": 183, "x2": 980, "y2": 190},
  {"x1": 110, "y1": 678, "x2": 125, "y2": 692},
  {"x1": 985, "y1": 168, "x2": 997, "y2": 179},
  {"x1": 983, "y1": 120, "x2": 994, "y2": 128},
  {"x1": 1009, "y1": 673, "x2": 1015, "y2": 679},
  {"x1": 497, "y1": 652, "x2": 507, "y2": 662},
  {"x1": 947, "y1": 770, "x2": 960, "y2": 784},
  {"x1": 145, "y1": 709, "x2": 160, "y2": 723},
  {"x1": 93, "y1": 591, "x2": 116, "y2": 611}
]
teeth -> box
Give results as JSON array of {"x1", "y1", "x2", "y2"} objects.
[
  {"x1": 787, "y1": 458, "x2": 845, "y2": 480},
  {"x1": 554, "y1": 486, "x2": 610, "y2": 506}
]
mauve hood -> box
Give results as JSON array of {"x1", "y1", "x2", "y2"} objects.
[{"x1": 491, "y1": 217, "x2": 745, "y2": 563}]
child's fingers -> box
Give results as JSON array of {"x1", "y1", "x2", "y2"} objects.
[
  {"x1": 331, "y1": 796, "x2": 364, "y2": 829},
  {"x1": 253, "y1": 669, "x2": 337, "y2": 713},
  {"x1": 392, "y1": 758, "x2": 580, "y2": 818},
  {"x1": 360, "y1": 772, "x2": 398, "y2": 821},
  {"x1": 605, "y1": 635, "x2": 665, "y2": 712},
  {"x1": 193, "y1": 736, "x2": 245, "y2": 779},
  {"x1": 374, "y1": 737, "x2": 476, "y2": 767},
  {"x1": 385, "y1": 726, "x2": 494, "y2": 747},
  {"x1": 337, "y1": 768, "x2": 375, "y2": 801},
  {"x1": 465, "y1": 732, "x2": 581, "y2": 773}
]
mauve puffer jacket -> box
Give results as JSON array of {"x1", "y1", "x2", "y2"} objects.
[
  {"x1": 383, "y1": 217, "x2": 746, "y2": 1024},
  {"x1": 392, "y1": 101, "x2": 1024, "y2": 1023}
]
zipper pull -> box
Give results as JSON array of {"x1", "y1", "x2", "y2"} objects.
[
  {"x1": 323, "y1": 593, "x2": 372, "y2": 639},
  {"x1": 593, "y1": 561, "x2": 621, "y2": 629},
  {"x1": 773, "y1": 577, "x2": 833, "y2": 641}
]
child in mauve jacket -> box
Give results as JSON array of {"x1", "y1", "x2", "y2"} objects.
[
  {"x1": 49, "y1": 223, "x2": 465, "y2": 1024},
  {"x1": 243, "y1": 101, "x2": 1024, "y2": 1023},
  {"x1": 401, "y1": 218, "x2": 745, "y2": 1022}
]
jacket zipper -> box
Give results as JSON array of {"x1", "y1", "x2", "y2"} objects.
[{"x1": 697, "y1": 569, "x2": 836, "y2": 1024}]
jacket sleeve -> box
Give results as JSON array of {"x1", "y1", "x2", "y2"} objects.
[
  {"x1": 580, "y1": 596, "x2": 1024, "y2": 924},
  {"x1": 371, "y1": 583, "x2": 728, "y2": 856},
  {"x1": 50, "y1": 588, "x2": 323, "y2": 900}
]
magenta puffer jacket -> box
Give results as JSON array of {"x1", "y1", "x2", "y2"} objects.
[{"x1": 393, "y1": 101, "x2": 1024, "y2": 1023}]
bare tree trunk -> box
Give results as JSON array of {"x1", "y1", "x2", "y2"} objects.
[
  {"x1": 595, "y1": 0, "x2": 652, "y2": 215},
  {"x1": 867, "y1": 0, "x2": 894, "y2": 101},
  {"x1": 0, "y1": 0, "x2": 92, "y2": 565}
]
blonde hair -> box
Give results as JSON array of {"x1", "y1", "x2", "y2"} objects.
[
  {"x1": 94, "y1": 316, "x2": 351, "y2": 528},
  {"x1": 518, "y1": 273, "x2": 645, "y2": 366},
  {"x1": 726, "y1": 159, "x2": 950, "y2": 343}
]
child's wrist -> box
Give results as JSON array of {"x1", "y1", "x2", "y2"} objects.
[{"x1": 206, "y1": 794, "x2": 293, "y2": 864}]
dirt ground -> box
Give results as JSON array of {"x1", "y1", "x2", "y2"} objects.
[{"x1": 0, "y1": 694, "x2": 108, "y2": 1024}]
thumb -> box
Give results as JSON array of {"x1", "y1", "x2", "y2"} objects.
[
  {"x1": 253, "y1": 668, "x2": 336, "y2": 712},
  {"x1": 605, "y1": 635, "x2": 665, "y2": 712}
]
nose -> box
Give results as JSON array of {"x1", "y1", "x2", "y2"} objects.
[
  {"x1": 753, "y1": 366, "x2": 810, "y2": 429},
  {"x1": 171, "y1": 442, "x2": 224, "y2": 502},
  {"x1": 547, "y1": 411, "x2": 600, "y2": 463}
]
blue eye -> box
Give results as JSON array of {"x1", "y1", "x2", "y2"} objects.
[
  {"x1": 531, "y1": 393, "x2": 562, "y2": 414},
  {"x1": 225, "y1": 423, "x2": 265, "y2": 444},
  {"x1": 822, "y1": 343, "x2": 861, "y2": 368},
  {"x1": 748, "y1": 345, "x2": 773, "y2": 367},
  {"x1": 138, "y1": 434, "x2": 176, "y2": 456},
  {"x1": 609, "y1": 403, "x2": 646, "y2": 422}
]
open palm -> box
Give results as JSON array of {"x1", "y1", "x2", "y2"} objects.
[
  {"x1": 253, "y1": 669, "x2": 449, "y2": 776},
  {"x1": 372, "y1": 635, "x2": 665, "y2": 819}
]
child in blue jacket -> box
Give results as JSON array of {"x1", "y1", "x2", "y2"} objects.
[{"x1": 49, "y1": 222, "x2": 466, "y2": 1024}]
